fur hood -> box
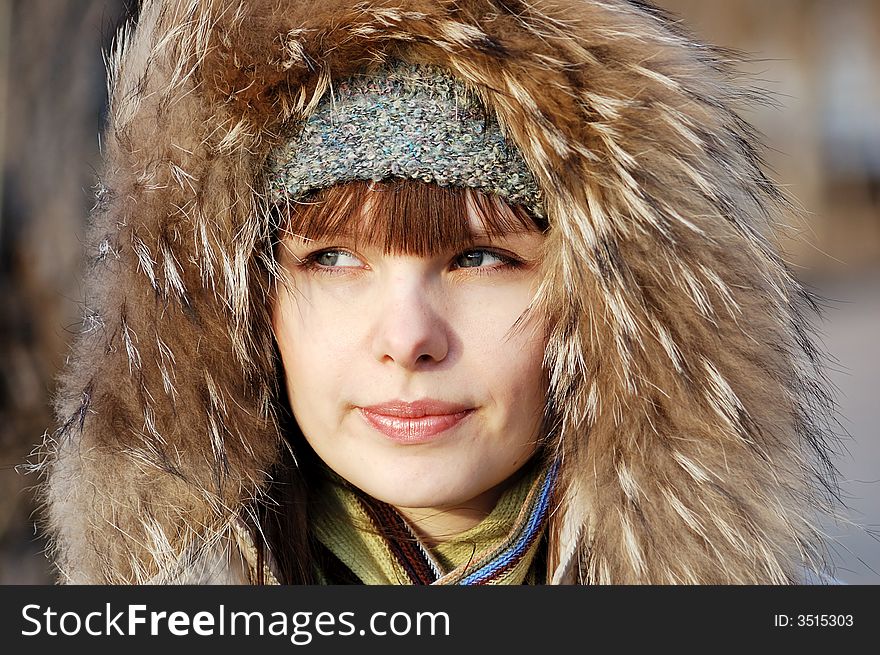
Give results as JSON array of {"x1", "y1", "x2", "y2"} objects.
[{"x1": 38, "y1": 0, "x2": 839, "y2": 584}]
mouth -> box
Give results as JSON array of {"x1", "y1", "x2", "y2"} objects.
[{"x1": 358, "y1": 399, "x2": 475, "y2": 443}]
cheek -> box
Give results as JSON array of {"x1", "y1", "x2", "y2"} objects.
[
  {"x1": 462, "y1": 287, "x2": 546, "y2": 380},
  {"x1": 272, "y1": 285, "x2": 359, "y2": 411},
  {"x1": 458, "y1": 294, "x2": 548, "y2": 430},
  {"x1": 506, "y1": 329, "x2": 548, "y2": 411},
  {"x1": 506, "y1": 332, "x2": 547, "y2": 460},
  {"x1": 275, "y1": 278, "x2": 359, "y2": 349}
]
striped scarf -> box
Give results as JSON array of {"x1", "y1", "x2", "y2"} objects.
[{"x1": 311, "y1": 457, "x2": 560, "y2": 585}]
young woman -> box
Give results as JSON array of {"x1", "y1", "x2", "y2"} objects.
[{"x1": 38, "y1": 0, "x2": 842, "y2": 584}]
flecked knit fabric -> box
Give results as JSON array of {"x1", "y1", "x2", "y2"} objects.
[
  {"x1": 266, "y1": 62, "x2": 544, "y2": 218},
  {"x1": 311, "y1": 457, "x2": 556, "y2": 585}
]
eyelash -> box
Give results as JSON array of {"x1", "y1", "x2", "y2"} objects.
[{"x1": 298, "y1": 248, "x2": 524, "y2": 278}]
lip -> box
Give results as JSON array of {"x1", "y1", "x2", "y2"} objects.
[{"x1": 358, "y1": 399, "x2": 475, "y2": 444}]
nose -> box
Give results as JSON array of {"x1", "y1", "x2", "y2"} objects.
[{"x1": 370, "y1": 266, "x2": 449, "y2": 369}]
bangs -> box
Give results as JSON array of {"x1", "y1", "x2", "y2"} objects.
[{"x1": 278, "y1": 179, "x2": 547, "y2": 256}]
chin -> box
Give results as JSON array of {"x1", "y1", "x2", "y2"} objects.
[{"x1": 358, "y1": 476, "x2": 470, "y2": 510}]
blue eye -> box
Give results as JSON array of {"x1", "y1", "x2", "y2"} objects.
[
  {"x1": 455, "y1": 250, "x2": 507, "y2": 269},
  {"x1": 311, "y1": 250, "x2": 363, "y2": 268}
]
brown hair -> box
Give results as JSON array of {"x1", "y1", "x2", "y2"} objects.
[
  {"x1": 277, "y1": 178, "x2": 547, "y2": 255},
  {"x1": 255, "y1": 179, "x2": 549, "y2": 584}
]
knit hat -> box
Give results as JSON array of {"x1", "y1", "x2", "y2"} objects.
[{"x1": 266, "y1": 62, "x2": 544, "y2": 217}]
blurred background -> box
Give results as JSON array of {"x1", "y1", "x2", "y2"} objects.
[{"x1": 0, "y1": 0, "x2": 877, "y2": 584}]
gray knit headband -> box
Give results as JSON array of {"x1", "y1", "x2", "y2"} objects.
[{"x1": 266, "y1": 62, "x2": 544, "y2": 218}]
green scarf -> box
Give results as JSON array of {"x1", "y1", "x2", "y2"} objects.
[{"x1": 311, "y1": 457, "x2": 557, "y2": 585}]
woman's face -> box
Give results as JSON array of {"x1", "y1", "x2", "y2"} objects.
[{"x1": 272, "y1": 193, "x2": 548, "y2": 538}]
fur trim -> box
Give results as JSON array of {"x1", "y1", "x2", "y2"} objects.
[{"x1": 36, "y1": 0, "x2": 839, "y2": 584}]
